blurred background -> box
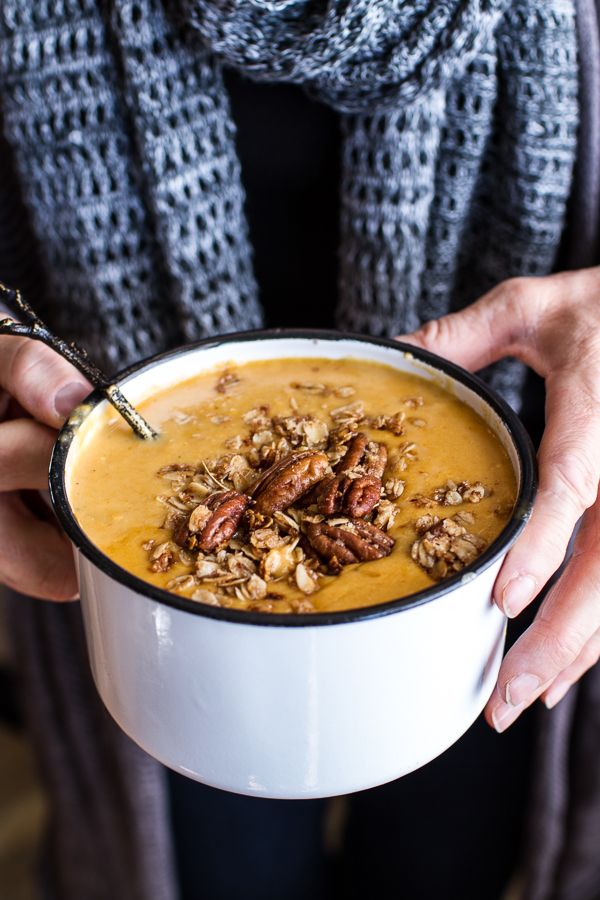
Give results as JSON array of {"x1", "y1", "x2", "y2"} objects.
[{"x1": 0, "y1": 589, "x2": 46, "y2": 900}]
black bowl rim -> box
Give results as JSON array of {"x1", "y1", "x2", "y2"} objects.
[{"x1": 49, "y1": 329, "x2": 537, "y2": 628}]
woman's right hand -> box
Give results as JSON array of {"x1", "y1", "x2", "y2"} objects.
[{"x1": 0, "y1": 334, "x2": 90, "y2": 600}]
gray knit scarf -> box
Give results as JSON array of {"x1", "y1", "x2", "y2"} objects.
[
  {"x1": 0, "y1": 0, "x2": 578, "y2": 405},
  {"x1": 0, "y1": 2, "x2": 587, "y2": 899}
]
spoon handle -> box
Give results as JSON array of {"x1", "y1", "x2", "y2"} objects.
[{"x1": 0, "y1": 282, "x2": 158, "y2": 440}]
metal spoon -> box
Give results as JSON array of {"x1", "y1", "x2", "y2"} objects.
[{"x1": 0, "y1": 282, "x2": 158, "y2": 440}]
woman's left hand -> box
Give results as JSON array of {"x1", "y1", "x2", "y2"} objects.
[{"x1": 399, "y1": 267, "x2": 600, "y2": 732}]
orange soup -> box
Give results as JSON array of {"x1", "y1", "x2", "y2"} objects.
[{"x1": 69, "y1": 357, "x2": 516, "y2": 613}]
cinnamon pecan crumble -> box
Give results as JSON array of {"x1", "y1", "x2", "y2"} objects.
[
  {"x1": 411, "y1": 479, "x2": 489, "y2": 509},
  {"x1": 142, "y1": 370, "x2": 493, "y2": 612},
  {"x1": 410, "y1": 514, "x2": 487, "y2": 580}
]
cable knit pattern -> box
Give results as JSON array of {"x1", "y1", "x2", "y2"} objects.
[{"x1": 0, "y1": 0, "x2": 579, "y2": 408}]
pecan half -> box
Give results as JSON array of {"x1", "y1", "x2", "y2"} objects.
[
  {"x1": 338, "y1": 432, "x2": 370, "y2": 471},
  {"x1": 306, "y1": 519, "x2": 394, "y2": 570},
  {"x1": 174, "y1": 490, "x2": 248, "y2": 553},
  {"x1": 317, "y1": 433, "x2": 387, "y2": 518},
  {"x1": 251, "y1": 451, "x2": 329, "y2": 515},
  {"x1": 317, "y1": 475, "x2": 381, "y2": 519}
]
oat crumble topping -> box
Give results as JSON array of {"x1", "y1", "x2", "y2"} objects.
[{"x1": 143, "y1": 370, "x2": 491, "y2": 612}]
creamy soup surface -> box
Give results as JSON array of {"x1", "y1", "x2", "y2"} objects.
[{"x1": 69, "y1": 357, "x2": 517, "y2": 613}]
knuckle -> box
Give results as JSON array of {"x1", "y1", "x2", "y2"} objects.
[
  {"x1": 9, "y1": 338, "x2": 46, "y2": 388},
  {"x1": 548, "y1": 453, "x2": 598, "y2": 513},
  {"x1": 501, "y1": 277, "x2": 533, "y2": 310},
  {"x1": 534, "y1": 619, "x2": 586, "y2": 671},
  {"x1": 500, "y1": 278, "x2": 535, "y2": 338},
  {"x1": 502, "y1": 276, "x2": 530, "y2": 302},
  {"x1": 417, "y1": 316, "x2": 445, "y2": 349},
  {"x1": 577, "y1": 642, "x2": 600, "y2": 673},
  {"x1": 8, "y1": 340, "x2": 69, "y2": 403}
]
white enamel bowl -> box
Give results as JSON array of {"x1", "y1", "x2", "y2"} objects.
[{"x1": 49, "y1": 331, "x2": 536, "y2": 799}]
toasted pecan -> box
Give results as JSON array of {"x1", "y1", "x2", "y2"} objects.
[
  {"x1": 174, "y1": 490, "x2": 248, "y2": 553},
  {"x1": 252, "y1": 451, "x2": 329, "y2": 515},
  {"x1": 306, "y1": 519, "x2": 394, "y2": 569},
  {"x1": 316, "y1": 433, "x2": 387, "y2": 517}
]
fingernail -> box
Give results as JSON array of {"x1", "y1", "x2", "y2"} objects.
[
  {"x1": 55, "y1": 382, "x2": 89, "y2": 418},
  {"x1": 502, "y1": 574, "x2": 537, "y2": 618},
  {"x1": 505, "y1": 673, "x2": 541, "y2": 706},
  {"x1": 544, "y1": 682, "x2": 571, "y2": 710},
  {"x1": 492, "y1": 702, "x2": 524, "y2": 733}
]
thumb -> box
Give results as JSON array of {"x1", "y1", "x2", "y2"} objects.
[
  {"x1": 0, "y1": 335, "x2": 91, "y2": 429},
  {"x1": 396, "y1": 278, "x2": 530, "y2": 372}
]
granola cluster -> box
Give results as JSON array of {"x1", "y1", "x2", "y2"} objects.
[
  {"x1": 410, "y1": 478, "x2": 487, "y2": 509},
  {"x1": 410, "y1": 511, "x2": 487, "y2": 580},
  {"x1": 144, "y1": 372, "x2": 491, "y2": 611}
]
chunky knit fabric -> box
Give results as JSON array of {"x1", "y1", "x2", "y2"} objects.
[
  {"x1": 0, "y1": 0, "x2": 579, "y2": 408},
  {"x1": 0, "y1": 4, "x2": 587, "y2": 900}
]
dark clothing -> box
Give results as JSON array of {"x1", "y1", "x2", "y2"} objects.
[
  {"x1": 168, "y1": 73, "x2": 535, "y2": 900},
  {"x1": 2, "y1": 2, "x2": 600, "y2": 899},
  {"x1": 169, "y1": 8, "x2": 600, "y2": 887},
  {"x1": 225, "y1": 70, "x2": 340, "y2": 331}
]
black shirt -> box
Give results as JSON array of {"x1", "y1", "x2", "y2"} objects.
[{"x1": 225, "y1": 69, "x2": 341, "y2": 330}]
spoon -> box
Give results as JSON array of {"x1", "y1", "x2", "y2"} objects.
[{"x1": 0, "y1": 282, "x2": 158, "y2": 440}]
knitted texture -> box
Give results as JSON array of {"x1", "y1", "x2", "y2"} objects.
[
  {"x1": 0, "y1": 6, "x2": 584, "y2": 900},
  {"x1": 0, "y1": 0, "x2": 579, "y2": 409}
]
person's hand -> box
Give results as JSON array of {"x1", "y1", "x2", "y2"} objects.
[
  {"x1": 0, "y1": 332, "x2": 90, "y2": 600},
  {"x1": 398, "y1": 267, "x2": 600, "y2": 730}
]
